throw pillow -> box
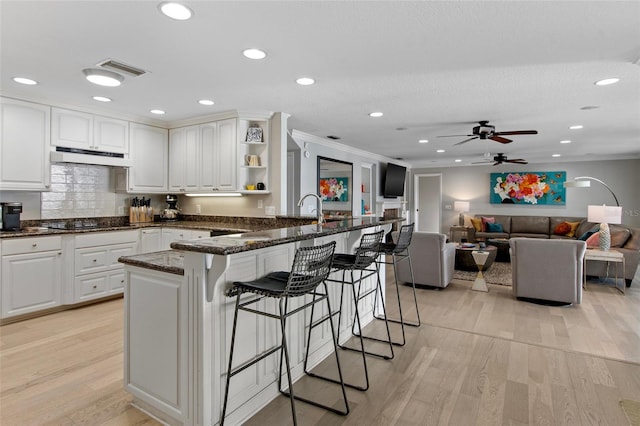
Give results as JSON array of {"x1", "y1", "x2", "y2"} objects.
[
  {"x1": 481, "y1": 216, "x2": 495, "y2": 232},
  {"x1": 578, "y1": 230, "x2": 596, "y2": 241},
  {"x1": 463, "y1": 214, "x2": 473, "y2": 228},
  {"x1": 586, "y1": 232, "x2": 600, "y2": 248},
  {"x1": 486, "y1": 222, "x2": 504, "y2": 233},
  {"x1": 566, "y1": 221, "x2": 581, "y2": 238},
  {"x1": 553, "y1": 222, "x2": 571, "y2": 236},
  {"x1": 471, "y1": 217, "x2": 483, "y2": 232}
]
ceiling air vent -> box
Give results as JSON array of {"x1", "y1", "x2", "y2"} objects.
[{"x1": 97, "y1": 59, "x2": 148, "y2": 77}]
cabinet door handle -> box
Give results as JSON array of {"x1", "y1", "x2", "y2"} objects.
[
  {"x1": 93, "y1": 259, "x2": 97, "y2": 262},
  {"x1": 92, "y1": 285, "x2": 97, "y2": 289},
  {"x1": 121, "y1": 280, "x2": 125, "y2": 283},
  {"x1": 32, "y1": 243, "x2": 38, "y2": 247}
]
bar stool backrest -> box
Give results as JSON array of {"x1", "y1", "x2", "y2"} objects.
[
  {"x1": 286, "y1": 241, "x2": 336, "y2": 297},
  {"x1": 393, "y1": 223, "x2": 415, "y2": 252},
  {"x1": 353, "y1": 230, "x2": 384, "y2": 268}
]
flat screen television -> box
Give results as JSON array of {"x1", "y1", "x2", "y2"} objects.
[{"x1": 383, "y1": 163, "x2": 407, "y2": 197}]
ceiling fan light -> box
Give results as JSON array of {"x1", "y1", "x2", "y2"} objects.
[{"x1": 83, "y1": 68, "x2": 124, "y2": 87}]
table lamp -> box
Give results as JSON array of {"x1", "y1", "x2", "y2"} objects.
[
  {"x1": 587, "y1": 204, "x2": 622, "y2": 251},
  {"x1": 454, "y1": 201, "x2": 470, "y2": 226}
]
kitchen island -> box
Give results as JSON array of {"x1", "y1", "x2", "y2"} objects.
[{"x1": 119, "y1": 217, "x2": 402, "y2": 426}]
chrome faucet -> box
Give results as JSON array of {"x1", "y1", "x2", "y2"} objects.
[{"x1": 297, "y1": 193, "x2": 324, "y2": 224}]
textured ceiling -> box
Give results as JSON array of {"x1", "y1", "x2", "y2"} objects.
[{"x1": 1, "y1": 1, "x2": 639, "y2": 168}]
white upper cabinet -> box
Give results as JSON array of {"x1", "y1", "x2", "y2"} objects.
[
  {"x1": 52, "y1": 107, "x2": 129, "y2": 154},
  {"x1": 127, "y1": 123, "x2": 168, "y2": 193},
  {"x1": 170, "y1": 118, "x2": 238, "y2": 193},
  {"x1": 0, "y1": 97, "x2": 51, "y2": 191},
  {"x1": 200, "y1": 118, "x2": 237, "y2": 191}
]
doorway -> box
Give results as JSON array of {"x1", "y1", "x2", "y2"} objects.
[{"x1": 414, "y1": 173, "x2": 442, "y2": 232}]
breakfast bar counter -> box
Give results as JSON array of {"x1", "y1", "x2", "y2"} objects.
[{"x1": 119, "y1": 216, "x2": 401, "y2": 426}]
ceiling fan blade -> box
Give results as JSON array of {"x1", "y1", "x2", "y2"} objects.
[
  {"x1": 454, "y1": 136, "x2": 479, "y2": 146},
  {"x1": 495, "y1": 130, "x2": 538, "y2": 135},
  {"x1": 492, "y1": 162, "x2": 501, "y2": 166},
  {"x1": 437, "y1": 134, "x2": 474, "y2": 138},
  {"x1": 489, "y1": 135, "x2": 512, "y2": 144},
  {"x1": 507, "y1": 159, "x2": 528, "y2": 164}
]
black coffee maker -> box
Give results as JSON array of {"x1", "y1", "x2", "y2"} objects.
[{"x1": 1, "y1": 202, "x2": 22, "y2": 231}]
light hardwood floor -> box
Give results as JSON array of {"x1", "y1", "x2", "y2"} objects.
[{"x1": 1, "y1": 275, "x2": 639, "y2": 425}]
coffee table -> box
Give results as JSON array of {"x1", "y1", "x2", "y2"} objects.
[
  {"x1": 455, "y1": 244, "x2": 497, "y2": 271},
  {"x1": 487, "y1": 239, "x2": 510, "y2": 262}
]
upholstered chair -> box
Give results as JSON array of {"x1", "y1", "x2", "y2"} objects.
[
  {"x1": 509, "y1": 238, "x2": 586, "y2": 304},
  {"x1": 395, "y1": 232, "x2": 456, "y2": 288}
]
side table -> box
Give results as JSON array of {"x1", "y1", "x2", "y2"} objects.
[
  {"x1": 471, "y1": 250, "x2": 490, "y2": 292},
  {"x1": 584, "y1": 249, "x2": 625, "y2": 295},
  {"x1": 449, "y1": 226, "x2": 470, "y2": 243}
]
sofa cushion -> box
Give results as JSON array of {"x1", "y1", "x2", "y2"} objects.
[
  {"x1": 553, "y1": 222, "x2": 571, "y2": 235},
  {"x1": 624, "y1": 228, "x2": 640, "y2": 250},
  {"x1": 481, "y1": 216, "x2": 495, "y2": 231},
  {"x1": 610, "y1": 226, "x2": 631, "y2": 247},
  {"x1": 486, "y1": 222, "x2": 504, "y2": 232},
  {"x1": 566, "y1": 221, "x2": 581, "y2": 238},
  {"x1": 511, "y1": 216, "x2": 549, "y2": 234}
]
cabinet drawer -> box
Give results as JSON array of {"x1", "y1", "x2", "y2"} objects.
[
  {"x1": 2, "y1": 236, "x2": 62, "y2": 255},
  {"x1": 110, "y1": 272, "x2": 126, "y2": 292},
  {"x1": 75, "y1": 248, "x2": 108, "y2": 275},
  {"x1": 75, "y1": 230, "x2": 138, "y2": 248},
  {"x1": 107, "y1": 243, "x2": 137, "y2": 267},
  {"x1": 76, "y1": 274, "x2": 109, "y2": 300}
]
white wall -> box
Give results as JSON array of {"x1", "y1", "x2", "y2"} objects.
[{"x1": 411, "y1": 158, "x2": 640, "y2": 233}]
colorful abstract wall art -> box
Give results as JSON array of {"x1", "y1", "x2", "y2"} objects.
[
  {"x1": 490, "y1": 171, "x2": 566, "y2": 205},
  {"x1": 319, "y1": 177, "x2": 349, "y2": 202}
]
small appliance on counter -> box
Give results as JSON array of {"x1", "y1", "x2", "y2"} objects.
[
  {"x1": 160, "y1": 194, "x2": 181, "y2": 221},
  {"x1": 1, "y1": 202, "x2": 23, "y2": 231}
]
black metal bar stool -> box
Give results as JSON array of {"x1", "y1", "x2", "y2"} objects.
[
  {"x1": 220, "y1": 241, "x2": 348, "y2": 426},
  {"x1": 375, "y1": 223, "x2": 421, "y2": 347},
  {"x1": 310, "y1": 230, "x2": 393, "y2": 392}
]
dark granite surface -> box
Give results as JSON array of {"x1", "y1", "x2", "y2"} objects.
[
  {"x1": 171, "y1": 217, "x2": 402, "y2": 255},
  {"x1": 118, "y1": 250, "x2": 185, "y2": 275}
]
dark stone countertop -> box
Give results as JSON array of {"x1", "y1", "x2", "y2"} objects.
[{"x1": 119, "y1": 216, "x2": 402, "y2": 275}]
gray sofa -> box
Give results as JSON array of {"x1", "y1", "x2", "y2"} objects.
[{"x1": 466, "y1": 214, "x2": 639, "y2": 286}]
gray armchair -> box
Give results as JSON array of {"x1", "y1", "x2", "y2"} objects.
[
  {"x1": 395, "y1": 232, "x2": 456, "y2": 288},
  {"x1": 509, "y1": 238, "x2": 586, "y2": 304}
]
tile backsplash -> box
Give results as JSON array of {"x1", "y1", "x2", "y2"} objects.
[{"x1": 41, "y1": 164, "x2": 117, "y2": 219}]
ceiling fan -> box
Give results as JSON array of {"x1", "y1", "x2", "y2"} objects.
[
  {"x1": 473, "y1": 153, "x2": 528, "y2": 166},
  {"x1": 438, "y1": 121, "x2": 538, "y2": 146}
]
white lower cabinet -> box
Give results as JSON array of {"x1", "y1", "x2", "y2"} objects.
[
  {"x1": 161, "y1": 228, "x2": 210, "y2": 250},
  {"x1": 73, "y1": 230, "x2": 138, "y2": 303},
  {"x1": 1, "y1": 236, "x2": 63, "y2": 318},
  {"x1": 140, "y1": 228, "x2": 162, "y2": 253}
]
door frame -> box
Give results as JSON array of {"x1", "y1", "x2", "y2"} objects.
[{"x1": 413, "y1": 173, "x2": 443, "y2": 232}]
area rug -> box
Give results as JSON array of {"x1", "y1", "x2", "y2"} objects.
[
  {"x1": 621, "y1": 400, "x2": 640, "y2": 426},
  {"x1": 453, "y1": 261, "x2": 512, "y2": 286}
]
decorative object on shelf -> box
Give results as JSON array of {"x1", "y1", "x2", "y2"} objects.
[
  {"x1": 587, "y1": 204, "x2": 622, "y2": 251},
  {"x1": 490, "y1": 171, "x2": 566, "y2": 205},
  {"x1": 245, "y1": 184, "x2": 256, "y2": 191},
  {"x1": 256, "y1": 182, "x2": 265, "y2": 190},
  {"x1": 453, "y1": 201, "x2": 470, "y2": 226},
  {"x1": 563, "y1": 176, "x2": 620, "y2": 207},
  {"x1": 245, "y1": 155, "x2": 260, "y2": 166},
  {"x1": 245, "y1": 125, "x2": 263, "y2": 142},
  {"x1": 319, "y1": 177, "x2": 349, "y2": 202}
]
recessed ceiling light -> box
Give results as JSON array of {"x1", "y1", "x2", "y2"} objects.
[
  {"x1": 552, "y1": 154, "x2": 561, "y2": 157},
  {"x1": 436, "y1": 149, "x2": 445, "y2": 153},
  {"x1": 13, "y1": 77, "x2": 37, "y2": 85},
  {"x1": 242, "y1": 48, "x2": 266, "y2": 60},
  {"x1": 296, "y1": 77, "x2": 315, "y2": 86},
  {"x1": 198, "y1": 99, "x2": 214, "y2": 106},
  {"x1": 150, "y1": 109, "x2": 165, "y2": 115},
  {"x1": 455, "y1": 159, "x2": 462, "y2": 163},
  {"x1": 418, "y1": 139, "x2": 429, "y2": 144},
  {"x1": 82, "y1": 68, "x2": 124, "y2": 87},
  {"x1": 594, "y1": 78, "x2": 619, "y2": 86},
  {"x1": 159, "y1": 2, "x2": 193, "y2": 20},
  {"x1": 93, "y1": 96, "x2": 111, "y2": 102},
  {"x1": 369, "y1": 112, "x2": 383, "y2": 118},
  {"x1": 560, "y1": 140, "x2": 571, "y2": 144},
  {"x1": 569, "y1": 125, "x2": 583, "y2": 130}
]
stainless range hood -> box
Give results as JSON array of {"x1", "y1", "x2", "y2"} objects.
[{"x1": 50, "y1": 147, "x2": 132, "y2": 167}]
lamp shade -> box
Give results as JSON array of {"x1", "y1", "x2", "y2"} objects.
[
  {"x1": 587, "y1": 205, "x2": 622, "y2": 224},
  {"x1": 454, "y1": 201, "x2": 470, "y2": 212}
]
